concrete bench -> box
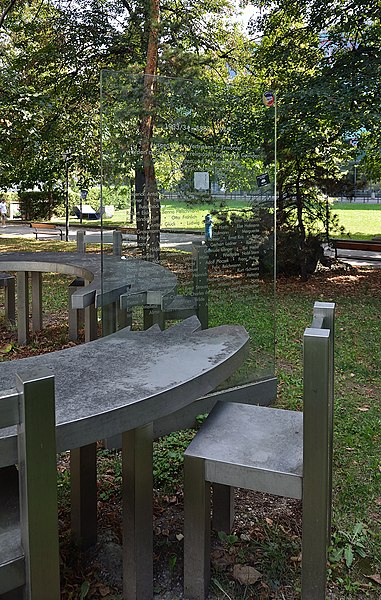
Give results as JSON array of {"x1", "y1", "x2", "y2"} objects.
[
  {"x1": 0, "y1": 370, "x2": 60, "y2": 599},
  {"x1": 30, "y1": 222, "x2": 64, "y2": 240},
  {"x1": 332, "y1": 238, "x2": 381, "y2": 259},
  {"x1": 0, "y1": 316, "x2": 249, "y2": 598}
]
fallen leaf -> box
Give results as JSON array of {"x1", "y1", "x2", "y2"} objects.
[
  {"x1": 211, "y1": 550, "x2": 234, "y2": 570},
  {"x1": 99, "y1": 585, "x2": 111, "y2": 597},
  {"x1": 290, "y1": 553, "x2": 302, "y2": 563},
  {"x1": 233, "y1": 564, "x2": 262, "y2": 585},
  {"x1": 0, "y1": 343, "x2": 13, "y2": 354},
  {"x1": 176, "y1": 533, "x2": 184, "y2": 541},
  {"x1": 375, "y1": 497, "x2": 381, "y2": 506},
  {"x1": 265, "y1": 517, "x2": 273, "y2": 526},
  {"x1": 364, "y1": 574, "x2": 381, "y2": 585},
  {"x1": 357, "y1": 406, "x2": 370, "y2": 412}
]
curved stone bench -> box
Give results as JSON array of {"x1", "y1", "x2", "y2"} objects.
[
  {"x1": 0, "y1": 315, "x2": 249, "y2": 598},
  {"x1": 0, "y1": 252, "x2": 177, "y2": 343}
]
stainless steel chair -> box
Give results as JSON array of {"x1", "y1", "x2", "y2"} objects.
[
  {"x1": 184, "y1": 302, "x2": 335, "y2": 599},
  {"x1": 0, "y1": 369, "x2": 60, "y2": 599}
]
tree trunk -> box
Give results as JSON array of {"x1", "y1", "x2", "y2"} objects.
[
  {"x1": 135, "y1": 168, "x2": 147, "y2": 252},
  {"x1": 140, "y1": 0, "x2": 160, "y2": 262},
  {"x1": 295, "y1": 168, "x2": 307, "y2": 280}
]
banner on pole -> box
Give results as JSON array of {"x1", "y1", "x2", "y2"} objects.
[{"x1": 263, "y1": 91, "x2": 275, "y2": 107}]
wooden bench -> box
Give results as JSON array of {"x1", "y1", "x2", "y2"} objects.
[
  {"x1": 30, "y1": 222, "x2": 64, "y2": 240},
  {"x1": 118, "y1": 226, "x2": 137, "y2": 235},
  {"x1": 332, "y1": 238, "x2": 381, "y2": 259}
]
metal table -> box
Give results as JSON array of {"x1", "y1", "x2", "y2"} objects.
[
  {"x1": 0, "y1": 316, "x2": 249, "y2": 599},
  {"x1": 0, "y1": 252, "x2": 177, "y2": 343}
]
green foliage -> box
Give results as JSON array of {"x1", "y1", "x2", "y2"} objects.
[
  {"x1": 276, "y1": 229, "x2": 325, "y2": 275},
  {"x1": 153, "y1": 429, "x2": 195, "y2": 492},
  {"x1": 329, "y1": 523, "x2": 368, "y2": 570},
  {"x1": 208, "y1": 206, "x2": 274, "y2": 275},
  {"x1": 218, "y1": 531, "x2": 239, "y2": 546},
  {"x1": 18, "y1": 190, "x2": 64, "y2": 220}
]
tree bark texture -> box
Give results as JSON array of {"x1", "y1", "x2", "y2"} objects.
[{"x1": 139, "y1": 0, "x2": 160, "y2": 262}]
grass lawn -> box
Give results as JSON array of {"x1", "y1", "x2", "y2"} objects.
[
  {"x1": 331, "y1": 202, "x2": 381, "y2": 239},
  {"x1": 0, "y1": 235, "x2": 380, "y2": 598},
  {"x1": 99, "y1": 199, "x2": 252, "y2": 230},
  {"x1": 73, "y1": 199, "x2": 381, "y2": 241}
]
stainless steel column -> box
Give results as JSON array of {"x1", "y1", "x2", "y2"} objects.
[
  {"x1": 184, "y1": 455, "x2": 210, "y2": 600},
  {"x1": 70, "y1": 444, "x2": 98, "y2": 549},
  {"x1": 122, "y1": 423, "x2": 153, "y2": 600},
  {"x1": 31, "y1": 271, "x2": 42, "y2": 332},
  {"x1": 16, "y1": 370, "x2": 60, "y2": 599},
  {"x1": 17, "y1": 272, "x2": 29, "y2": 345},
  {"x1": 301, "y1": 327, "x2": 331, "y2": 599}
]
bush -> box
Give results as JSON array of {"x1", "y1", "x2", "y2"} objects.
[
  {"x1": 18, "y1": 190, "x2": 64, "y2": 221},
  {"x1": 208, "y1": 208, "x2": 325, "y2": 278},
  {"x1": 208, "y1": 208, "x2": 274, "y2": 277},
  {"x1": 276, "y1": 230, "x2": 325, "y2": 276}
]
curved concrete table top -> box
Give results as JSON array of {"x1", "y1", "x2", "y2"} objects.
[
  {"x1": 0, "y1": 316, "x2": 249, "y2": 467},
  {"x1": 0, "y1": 252, "x2": 177, "y2": 309}
]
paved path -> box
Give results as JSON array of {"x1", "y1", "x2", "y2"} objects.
[
  {"x1": 323, "y1": 244, "x2": 381, "y2": 268},
  {"x1": 2, "y1": 223, "x2": 381, "y2": 266},
  {"x1": 0, "y1": 223, "x2": 203, "y2": 252}
]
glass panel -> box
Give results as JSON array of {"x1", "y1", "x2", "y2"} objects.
[{"x1": 100, "y1": 71, "x2": 276, "y2": 385}]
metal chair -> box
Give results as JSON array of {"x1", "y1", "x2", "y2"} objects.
[
  {"x1": 184, "y1": 302, "x2": 335, "y2": 599},
  {"x1": 0, "y1": 369, "x2": 60, "y2": 599}
]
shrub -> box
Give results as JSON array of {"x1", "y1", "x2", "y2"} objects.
[{"x1": 18, "y1": 190, "x2": 64, "y2": 221}]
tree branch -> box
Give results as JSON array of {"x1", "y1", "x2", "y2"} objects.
[{"x1": 0, "y1": 0, "x2": 17, "y2": 28}]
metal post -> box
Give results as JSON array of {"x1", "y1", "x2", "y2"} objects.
[
  {"x1": 68, "y1": 278, "x2": 84, "y2": 341},
  {"x1": 313, "y1": 301, "x2": 335, "y2": 543},
  {"x1": 1, "y1": 274, "x2": 16, "y2": 324},
  {"x1": 113, "y1": 230, "x2": 123, "y2": 257},
  {"x1": 102, "y1": 302, "x2": 117, "y2": 337},
  {"x1": 143, "y1": 306, "x2": 164, "y2": 330},
  {"x1": 84, "y1": 302, "x2": 98, "y2": 342},
  {"x1": 301, "y1": 328, "x2": 331, "y2": 599},
  {"x1": 70, "y1": 444, "x2": 98, "y2": 549},
  {"x1": 122, "y1": 423, "x2": 153, "y2": 600},
  {"x1": 17, "y1": 272, "x2": 29, "y2": 345},
  {"x1": 117, "y1": 306, "x2": 132, "y2": 331},
  {"x1": 184, "y1": 455, "x2": 211, "y2": 599},
  {"x1": 65, "y1": 159, "x2": 69, "y2": 242},
  {"x1": 192, "y1": 242, "x2": 208, "y2": 330},
  {"x1": 16, "y1": 370, "x2": 60, "y2": 599},
  {"x1": 212, "y1": 483, "x2": 234, "y2": 533},
  {"x1": 31, "y1": 271, "x2": 42, "y2": 332}
]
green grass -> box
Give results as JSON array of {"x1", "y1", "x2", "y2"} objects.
[
  {"x1": 69, "y1": 199, "x2": 381, "y2": 242},
  {"x1": 331, "y1": 202, "x2": 381, "y2": 239},
  {"x1": 60, "y1": 199, "x2": 252, "y2": 230}
]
